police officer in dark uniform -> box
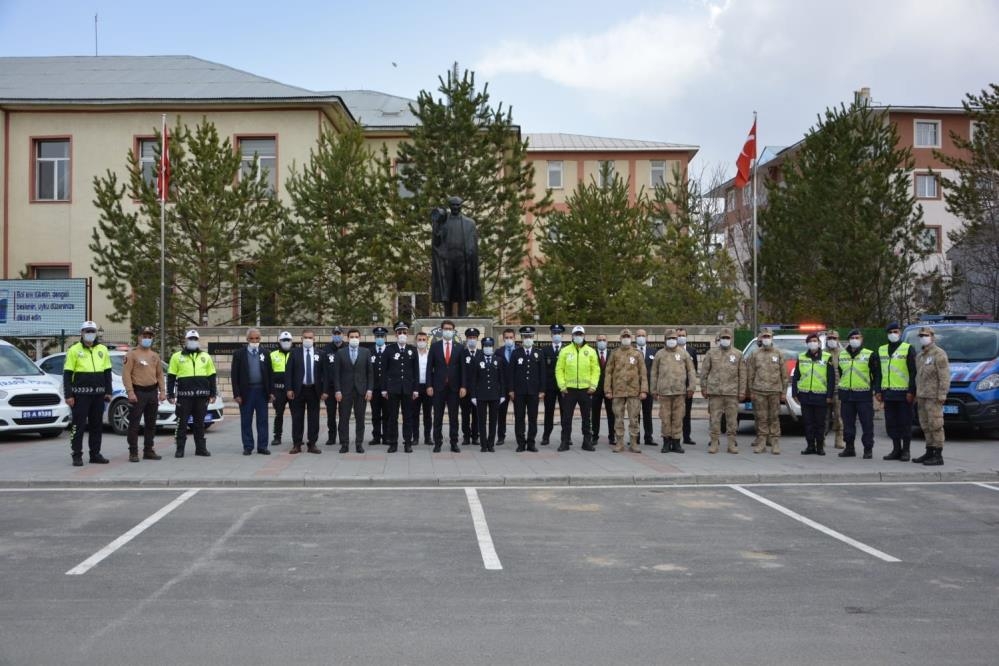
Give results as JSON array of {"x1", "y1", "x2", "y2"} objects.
[
  {"x1": 459, "y1": 327, "x2": 481, "y2": 447},
  {"x1": 541, "y1": 323, "x2": 565, "y2": 446},
  {"x1": 368, "y1": 326, "x2": 389, "y2": 445},
  {"x1": 508, "y1": 325, "x2": 547, "y2": 452},
  {"x1": 465, "y1": 336, "x2": 506, "y2": 452},
  {"x1": 381, "y1": 321, "x2": 419, "y2": 453},
  {"x1": 322, "y1": 326, "x2": 347, "y2": 447}
]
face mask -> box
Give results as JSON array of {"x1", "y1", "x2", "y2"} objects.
[
  {"x1": 483, "y1": 347, "x2": 494, "y2": 356},
  {"x1": 620, "y1": 337, "x2": 632, "y2": 347},
  {"x1": 666, "y1": 339, "x2": 678, "y2": 349},
  {"x1": 139, "y1": 338, "x2": 153, "y2": 348},
  {"x1": 572, "y1": 335, "x2": 584, "y2": 345},
  {"x1": 523, "y1": 338, "x2": 534, "y2": 349},
  {"x1": 807, "y1": 341, "x2": 820, "y2": 351},
  {"x1": 826, "y1": 339, "x2": 838, "y2": 349},
  {"x1": 348, "y1": 338, "x2": 360, "y2": 348},
  {"x1": 636, "y1": 336, "x2": 646, "y2": 346},
  {"x1": 375, "y1": 337, "x2": 385, "y2": 347},
  {"x1": 82, "y1": 332, "x2": 97, "y2": 343},
  {"x1": 185, "y1": 340, "x2": 199, "y2": 351},
  {"x1": 332, "y1": 335, "x2": 342, "y2": 345},
  {"x1": 761, "y1": 338, "x2": 773, "y2": 347},
  {"x1": 302, "y1": 339, "x2": 314, "y2": 350},
  {"x1": 280, "y1": 340, "x2": 292, "y2": 351},
  {"x1": 719, "y1": 338, "x2": 731, "y2": 348},
  {"x1": 504, "y1": 339, "x2": 515, "y2": 349},
  {"x1": 677, "y1": 336, "x2": 687, "y2": 346},
  {"x1": 417, "y1": 340, "x2": 428, "y2": 350},
  {"x1": 397, "y1": 334, "x2": 408, "y2": 345},
  {"x1": 551, "y1": 335, "x2": 562, "y2": 345},
  {"x1": 248, "y1": 343, "x2": 259, "y2": 353},
  {"x1": 442, "y1": 330, "x2": 455, "y2": 341},
  {"x1": 919, "y1": 335, "x2": 932, "y2": 346},
  {"x1": 596, "y1": 341, "x2": 608, "y2": 351},
  {"x1": 887, "y1": 333, "x2": 900, "y2": 344},
  {"x1": 467, "y1": 340, "x2": 478, "y2": 350},
  {"x1": 849, "y1": 338, "x2": 862, "y2": 349}
]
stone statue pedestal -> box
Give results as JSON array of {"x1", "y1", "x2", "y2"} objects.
[{"x1": 413, "y1": 317, "x2": 495, "y2": 343}]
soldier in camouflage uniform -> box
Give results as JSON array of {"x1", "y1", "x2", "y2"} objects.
[
  {"x1": 651, "y1": 328, "x2": 696, "y2": 454},
  {"x1": 603, "y1": 328, "x2": 649, "y2": 453},
  {"x1": 744, "y1": 327, "x2": 788, "y2": 454},
  {"x1": 699, "y1": 327, "x2": 743, "y2": 454},
  {"x1": 913, "y1": 326, "x2": 950, "y2": 466},
  {"x1": 825, "y1": 330, "x2": 846, "y2": 449}
]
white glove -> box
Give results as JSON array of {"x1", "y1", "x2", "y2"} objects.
[
  {"x1": 499, "y1": 397, "x2": 506, "y2": 405},
  {"x1": 471, "y1": 398, "x2": 478, "y2": 406}
]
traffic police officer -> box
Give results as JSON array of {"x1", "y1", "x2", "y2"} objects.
[
  {"x1": 744, "y1": 328, "x2": 788, "y2": 454},
  {"x1": 792, "y1": 332, "x2": 835, "y2": 456},
  {"x1": 540, "y1": 323, "x2": 565, "y2": 446},
  {"x1": 507, "y1": 325, "x2": 546, "y2": 452},
  {"x1": 651, "y1": 328, "x2": 695, "y2": 453},
  {"x1": 465, "y1": 336, "x2": 506, "y2": 452},
  {"x1": 913, "y1": 326, "x2": 950, "y2": 466},
  {"x1": 699, "y1": 327, "x2": 743, "y2": 454},
  {"x1": 555, "y1": 325, "x2": 600, "y2": 451},
  {"x1": 381, "y1": 321, "x2": 419, "y2": 453},
  {"x1": 167, "y1": 329, "x2": 218, "y2": 458},
  {"x1": 269, "y1": 331, "x2": 294, "y2": 446},
  {"x1": 63, "y1": 320, "x2": 113, "y2": 466},
  {"x1": 877, "y1": 322, "x2": 916, "y2": 461},
  {"x1": 837, "y1": 329, "x2": 881, "y2": 459},
  {"x1": 603, "y1": 328, "x2": 648, "y2": 453},
  {"x1": 368, "y1": 326, "x2": 389, "y2": 445}
]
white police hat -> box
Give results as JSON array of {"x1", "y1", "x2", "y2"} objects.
[
  {"x1": 185, "y1": 329, "x2": 200, "y2": 339},
  {"x1": 80, "y1": 320, "x2": 98, "y2": 331},
  {"x1": 278, "y1": 331, "x2": 293, "y2": 341}
]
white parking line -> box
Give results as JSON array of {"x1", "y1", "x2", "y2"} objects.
[
  {"x1": 730, "y1": 485, "x2": 901, "y2": 563},
  {"x1": 65, "y1": 489, "x2": 199, "y2": 576},
  {"x1": 465, "y1": 488, "x2": 502, "y2": 571},
  {"x1": 975, "y1": 483, "x2": 999, "y2": 493}
]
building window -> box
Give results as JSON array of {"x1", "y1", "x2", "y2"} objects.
[
  {"x1": 237, "y1": 264, "x2": 276, "y2": 326},
  {"x1": 726, "y1": 191, "x2": 736, "y2": 211},
  {"x1": 238, "y1": 137, "x2": 277, "y2": 194},
  {"x1": 137, "y1": 138, "x2": 159, "y2": 187},
  {"x1": 651, "y1": 160, "x2": 666, "y2": 188},
  {"x1": 915, "y1": 173, "x2": 939, "y2": 199},
  {"x1": 742, "y1": 187, "x2": 752, "y2": 205},
  {"x1": 597, "y1": 160, "x2": 615, "y2": 187},
  {"x1": 396, "y1": 161, "x2": 415, "y2": 198},
  {"x1": 29, "y1": 265, "x2": 70, "y2": 279},
  {"x1": 914, "y1": 120, "x2": 940, "y2": 148},
  {"x1": 547, "y1": 161, "x2": 563, "y2": 189},
  {"x1": 921, "y1": 226, "x2": 942, "y2": 253},
  {"x1": 33, "y1": 139, "x2": 71, "y2": 201}
]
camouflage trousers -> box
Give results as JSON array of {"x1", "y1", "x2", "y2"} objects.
[
  {"x1": 752, "y1": 392, "x2": 782, "y2": 447},
  {"x1": 707, "y1": 395, "x2": 738, "y2": 448},
  {"x1": 917, "y1": 398, "x2": 945, "y2": 449},
  {"x1": 658, "y1": 394, "x2": 685, "y2": 440},
  {"x1": 612, "y1": 396, "x2": 642, "y2": 444},
  {"x1": 830, "y1": 393, "x2": 844, "y2": 447}
]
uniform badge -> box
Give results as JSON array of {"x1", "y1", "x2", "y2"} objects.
[
  {"x1": 925, "y1": 358, "x2": 933, "y2": 365},
  {"x1": 465, "y1": 356, "x2": 471, "y2": 364},
  {"x1": 674, "y1": 354, "x2": 681, "y2": 361},
  {"x1": 139, "y1": 359, "x2": 148, "y2": 366},
  {"x1": 97, "y1": 351, "x2": 104, "y2": 359},
  {"x1": 407, "y1": 349, "x2": 413, "y2": 356},
  {"x1": 517, "y1": 358, "x2": 524, "y2": 365},
  {"x1": 328, "y1": 353, "x2": 335, "y2": 362},
  {"x1": 772, "y1": 356, "x2": 779, "y2": 363},
  {"x1": 479, "y1": 361, "x2": 486, "y2": 369},
  {"x1": 533, "y1": 352, "x2": 538, "y2": 359},
  {"x1": 629, "y1": 357, "x2": 636, "y2": 365},
  {"x1": 77, "y1": 351, "x2": 85, "y2": 358},
  {"x1": 312, "y1": 353, "x2": 318, "y2": 362},
  {"x1": 567, "y1": 353, "x2": 575, "y2": 361},
  {"x1": 393, "y1": 353, "x2": 400, "y2": 360},
  {"x1": 260, "y1": 353, "x2": 266, "y2": 362},
  {"x1": 729, "y1": 355, "x2": 736, "y2": 362}
]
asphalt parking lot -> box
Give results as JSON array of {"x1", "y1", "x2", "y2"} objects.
[{"x1": 2, "y1": 482, "x2": 998, "y2": 665}]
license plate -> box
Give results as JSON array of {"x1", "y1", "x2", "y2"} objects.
[
  {"x1": 743, "y1": 402, "x2": 753, "y2": 411},
  {"x1": 942, "y1": 405, "x2": 959, "y2": 415},
  {"x1": 21, "y1": 409, "x2": 53, "y2": 419}
]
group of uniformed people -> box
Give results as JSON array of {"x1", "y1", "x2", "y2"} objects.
[{"x1": 62, "y1": 319, "x2": 951, "y2": 467}]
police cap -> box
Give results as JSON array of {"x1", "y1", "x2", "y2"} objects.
[
  {"x1": 519, "y1": 326, "x2": 536, "y2": 336},
  {"x1": 465, "y1": 328, "x2": 480, "y2": 338},
  {"x1": 549, "y1": 324, "x2": 565, "y2": 334},
  {"x1": 373, "y1": 326, "x2": 389, "y2": 336}
]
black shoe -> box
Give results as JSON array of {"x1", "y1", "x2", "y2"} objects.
[
  {"x1": 923, "y1": 448, "x2": 944, "y2": 466},
  {"x1": 387, "y1": 443, "x2": 398, "y2": 453},
  {"x1": 195, "y1": 449, "x2": 211, "y2": 457},
  {"x1": 339, "y1": 444, "x2": 349, "y2": 454},
  {"x1": 645, "y1": 440, "x2": 656, "y2": 446},
  {"x1": 325, "y1": 438, "x2": 335, "y2": 447},
  {"x1": 912, "y1": 447, "x2": 931, "y2": 463},
  {"x1": 527, "y1": 444, "x2": 538, "y2": 452},
  {"x1": 540, "y1": 439, "x2": 550, "y2": 447},
  {"x1": 175, "y1": 448, "x2": 185, "y2": 458},
  {"x1": 450, "y1": 444, "x2": 461, "y2": 453},
  {"x1": 270, "y1": 436, "x2": 281, "y2": 447},
  {"x1": 404, "y1": 443, "x2": 413, "y2": 453},
  {"x1": 516, "y1": 444, "x2": 526, "y2": 452},
  {"x1": 899, "y1": 441, "x2": 911, "y2": 462},
  {"x1": 838, "y1": 447, "x2": 856, "y2": 458},
  {"x1": 480, "y1": 446, "x2": 488, "y2": 452},
  {"x1": 355, "y1": 445, "x2": 365, "y2": 454},
  {"x1": 683, "y1": 439, "x2": 697, "y2": 445},
  {"x1": 257, "y1": 449, "x2": 271, "y2": 455},
  {"x1": 661, "y1": 439, "x2": 670, "y2": 453},
  {"x1": 89, "y1": 453, "x2": 110, "y2": 464},
  {"x1": 424, "y1": 440, "x2": 433, "y2": 446},
  {"x1": 801, "y1": 443, "x2": 817, "y2": 455},
  {"x1": 433, "y1": 444, "x2": 442, "y2": 453},
  {"x1": 368, "y1": 439, "x2": 381, "y2": 446},
  {"x1": 816, "y1": 445, "x2": 826, "y2": 456},
  {"x1": 497, "y1": 437, "x2": 505, "y2": 446},
  {"x1": 72, "y1": 455, "x2": 83, "y2": 467},
  {"x1": 581, "y1": 443, "x2": 596, "y2": 452},
  {"x1": 883, "y1": 448, "x2": 903, "y2": 461},
  {"x1": 243, "y1": 449, "x2": 252, "y2": 456},
  {"x1": 672, "y1": 439, "x2": 685, "y2": 454},
  {"x1": 557, "y1": 443, "x2": 570, "y2": 452},
  {"x1": 862, "y1": 449, "x2": 872, "y2": 459}
]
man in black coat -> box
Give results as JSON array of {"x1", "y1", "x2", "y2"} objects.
[
  {"x1": 368, "y1": 326, "x2": 389, "y2": 445},
  {"x1": 285, "y1": 329, "x2": 324, "y2": 454},
  {"x1": 381, "y1": 321, "x2": 419, "y2": 453},
  {"x1": 322, "y1": 326, "x2": 347, "y2": 447},
  {"x1": 326, "y1": 327, "x2": 372, "y2": 454},
  {"x1": 459, "y1": 327, "x2": 481, "y2": 447},
  {"x1": 541, "y1": 323, "x2": 565, "y2": 446},
  {"x1": 465, "y1": 336, "x2": 506, "y2": 452},
  {"x1": 507, "y1": 326, "x2": 547, "y2": 452},
  {"x1": 677, "y1": 327, "x2": 698, "y2": 445},
  {"x1": 427, "y1": 319, "x2": 463, "y2": 453},
  {"x1": 635, "y1": 328, "x2": 658, "y2": 446},
  {"x1": 231, "y1": 327, "x2": 273, "y2": 455}
]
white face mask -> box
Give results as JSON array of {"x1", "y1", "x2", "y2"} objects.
[
  {"x1": 551, "y1": 335, "x2": 562, "y2": 345},
  {"x1": 636, "y1": 336, "x2": 646, "y2": 346},
  {"x1": 619, "y1": 337, "x2": 632, "y2": 347},
  {"x1": 417, "y1": 340, "x2": 427, "y2": 350},
  {"x1": 397, "y1": 334, "x2": 408, "y2": 345},
  {"x1": 247, "y1": 343, "x2": 259, "y2": 353},
  {"x1": 185, "y1": 340, "x2": 199, "y2": 351},
  {"x1": 302, "y1": 339, "x2": 314, "y2": 350},
  {"x1": 279, "y1": 340, "x2": 292, "y2": 351},
  {"x1": 919, "y1": 335, "x2": 932, "y2": 346},
  {"x1": 849, "y1": 338, "x2": 862, "y2": 349},
  {"x1": 82, "y1": 332, "x2": 97, "y2": 343},
  {"x1": 523, "y1": 338, "x2": 534, "y2": 348},
  {"x1": 807, "y1": 341, "x2": 820, "y2": 351},
  {"x1": 504, "y1": 339, "x2": 515, "y2": 349},
  {"x1": 719, "y1": 338, "x2": 731, "y2": 348},
  {"x1": 761, "y1": 337, "x2": 773, "y2": 347},
  {"x1": 375, "y1": 337, "x2": 385, "y2": 347},
  {"x1": 467, "y1": 340, "x2": 478, "y2": 350},
  {"x1": 572, "y1": 335, "x2": 584, "y2": 345},
  {"x1": 596, "y1": 341, "x2": 608, "y2": 351},
  {"x1": 348, "y1": 338, "x2": 360, "y2": 348},
  {"x1": 442, "y1": 330, "x2": 455, "y2": 341},
  {"x1": 666, "y1": 339, "x2": 678, "y2": 349},
  {"x1": 677, "y1": 336, "x2": 687, "y2": 346},
  {"x1": 826, "y1": 339, "x2": 838, "y2": 349},
  {"x1": 887, "y1": 333, "x2": 900, "y2": 344},
  {"x1": 483, "y1": 347, "x2": 494, "y2": 356}
]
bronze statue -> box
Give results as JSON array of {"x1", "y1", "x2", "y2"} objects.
[{"x1": 431, "y1": 196, "x2": 481, "y2": 317}]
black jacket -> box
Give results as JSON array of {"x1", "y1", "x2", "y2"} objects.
[
  {"x1": 231, "y1": 346, "x2": 273, "y2": 400},
  {"x1": 285, "y1": 347, "x2": 324, "y2": 396}
]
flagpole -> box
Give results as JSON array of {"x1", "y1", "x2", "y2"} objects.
[
  {"x1": 159, "y1": 114, "x2": 167, "y2": 361},
  {"x1": 751, "y1": 110, "x2": 759, "y2": 335}
]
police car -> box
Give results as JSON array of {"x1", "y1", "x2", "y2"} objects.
[
  {"x1": 738, "y1": 325, "x2": 829, "y2": 426},
  {"x1": 36, "y1": 350, "x2": 225, "y2": 435},
  {"x1": 902, "y1": 316, "x2": 999, "y2": 436},
  {"x1": 0, "y1": 340, "x2": 71, "y2": 437}
]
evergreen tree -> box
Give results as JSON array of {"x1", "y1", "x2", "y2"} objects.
[
  {"x1": 386, "y1": 67, "x2": 550, "y2": 318},
  {"x1": 758, "y1": 103, "x2": 932, "y2": 326},
  {"x1": 285, "y1": 125, "x2": 391, "y2": 324}
]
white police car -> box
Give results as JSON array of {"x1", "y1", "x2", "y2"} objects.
[
  {"x1": 36, "y1": 350, "x2": 224, "y2": 435},
  {"x1": 0, "y1": 340, "x2": 71, "y2": 437}
]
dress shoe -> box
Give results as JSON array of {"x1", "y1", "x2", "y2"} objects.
[
  {"x1": 257, "y1": 449, "x2": 271, "y2": 455},
  {"x1": 581, "y1": 442, "x2": 595, "y2": 452},
  {"x1": 175, "y1": 449, "x2": 185, "y2": 458},
  {"x1": 339, "y1": 444, "x2": 349, "y2": 454},
  {"x1": 540, "y1": 439, "x2": 550, "y2": 447},
  {"x1": 862, "y1": 449, "x2": 872, "y2": 459},
  {"x1": 450, "y1": 444, "x2": 461, "y2": 453},
  {"x1": 404, "y1": 443, "x2": 413, "y2": 453},
  {"x1": 387, "y1": 443, "x2": 398, "y2": 453},
  {"x1": 306, "y1": 445, "x2": 321, "y2": 454},
  {"x1": 527, "y1": 444, "x2": 539, "y2": 452},
  {"x1": 270, "y1": 436, "x2": 281, "y2": 447},
  {"x1": 355, "y1": 445, "x2": 365, "y2": 454},
  {"x1": 195, "y1": 449, "x2": 211, "y2": 457},
  {"x1": 683, "y1": 439, "x2": 697, "y2": 446},
  {"x1": 289, "y1": 444, "x2": 302, "y2": 454},
  {"x1": 71, "y1": 455, "x2": 84, "y2": 467},
  {"x1": 324, "y1": 438, "x2": 335, "y2": 447},
  {"x1": 433, "y1": 444, "x2": 442, "y2": 452},
  {"x1": 557, "y1": 443, "x2": 570, "y2": 452},
  {"x1": 243, "y1": 449, "x2": 252, "y2": 456},
  {"x1": 496, "y1": 437, "x2": 505, "y2": 446},
  {"x1": 89, "y1": 453, "x2": 110, "y2": 464},
  {"x1": 368, "y1": 438, "x2": 381, "y2": 446},
  {"x1": 516, "y1": 444, "x2": 526, "y2": 452},
  {"x1": 423, "y1": 440, "x2": 433, "y2": 446}
]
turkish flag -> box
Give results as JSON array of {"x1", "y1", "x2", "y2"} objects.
[
  {"x1": 735, "y1": 119, "x2": 756, "y2": 189},
  {"x1": 157, "y1": 127, "x2": 170, "y2": 202}
]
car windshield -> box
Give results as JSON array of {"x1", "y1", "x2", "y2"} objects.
[
  {"x1": 111, "y1": 356, "x2": 125, "y2": 375},
  {"x1": 0, "y1": 346, "x2": 46, "y2": 376},
  {"x1": 904, "y1": 326, "x2": 999, "y2": 362},
  {"x1": 743, "y1": 337, "x2": 808, "y2": 361}
]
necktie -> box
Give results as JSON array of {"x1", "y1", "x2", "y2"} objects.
[
  {"x1": 445, "y1": 342, "x2": 451, "y2": 364},
  {"x1": 600, "y1": 351, "x2": 606, "y2": 366},
  {"x1": 305, "y1": 350, "x2": 313, "y2": 384},
  {"x1": 350, "y1": 348, "x2": 357, "y2": 364}
]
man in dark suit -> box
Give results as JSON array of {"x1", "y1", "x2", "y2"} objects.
[
  {"x1": 635, "y1": 328, "x2": 658, "y2": 446},
  {"x1": 231, "y1": 327, "x2": 273, "y2": 455},
  {"x1": 427, "y1": 319, "x2": 463, "y2": 453},
  {"x1": 368, "y1": 326, "x2": 389, "y2": 445},
  {"x1": 322, "y1": 326, "x2": 347, "y2": 447},
  {"x1": 541, "y1": 323, "x2": 565, "y2": 446},
  {"x1": 327, "y1": 327, "x2": 372, "y2": 454},
  {"x1": 286, "y1": 329, "x2": 323, "y2": 454},
  {"x1": 496, "y1": 327, "x2": 517, "y2": 445},
  {"x1": 459, "y1": 327, "x2": 481, "y2": 447},
  {"x1": 677, "y1": 327, "x2": 698, "y2": 446},
  {"x1": 508, "y1": 326, "x2": 546, "y2": 452},
  {"x1": 590, "y1": 332, "x2": 616, "y2": 447},
  {"x1": 381, "y1": 321, "x2": 419, "y2": 453}
]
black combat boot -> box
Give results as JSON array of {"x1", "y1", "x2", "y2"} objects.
[
  {"x1": 71, "y1": 453, "x2": 83, "y2": 467},
  {"x1": 883, "y1": 440, "x2": 902, "y2": 460},
  {"x1": 801, "y1": 440, "x2": 816, "y2": 455},
  {"x1": 128, "y1": 445, "x2": 140, "y2": 463},
  {"x1": 862, "y1": 447, "x2": 872, "y2": 459},
  {"x1": 661, "y1": 438, "x2": 670, "y2": 453},
  {"x1": 922, "y1": 447, "x2": 944, "y2": 466},
  {"x1": 673, "y1": 438, "x2": 686, "y2": 453},
  {"x1": 816, "y1": 440, "x2": 826, "y2": 456},
  {"x1": 911, "y1": 446, "x2": 931, "y2": 464},
  {"x1": 899, "y1": 440, "x2": 911, "y2": 462},
  {"x1": 838, "y1": 443, "x2": 855, "y2": 458}
]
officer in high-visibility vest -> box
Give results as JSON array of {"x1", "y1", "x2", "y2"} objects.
[
  {"x1": 63, "y1": 320, "x2": 113, "y2": 466},
  {"x1": 876, "y1": 322, "x2": 916, "y2": 461},
  {"x1": 792, "y1": 331, "x2": 835, "y2": 456},
  {"x1": 167, "y1": 329, "x2": 218, "y2": 458},
  {"x1": 269, "y1": 331, "x2": 294, "y2": 446},
  {"x1": 836, "y1": 329, "x2": 881, "y2": 459}
]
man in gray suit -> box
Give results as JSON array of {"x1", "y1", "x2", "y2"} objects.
[{"x1": 326, "y1": 327, "x2": 373, "y2": 453}]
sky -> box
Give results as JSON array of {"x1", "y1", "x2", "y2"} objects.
[{"x1": 2, "y1": 0, "x2": 997, "y2": 181}]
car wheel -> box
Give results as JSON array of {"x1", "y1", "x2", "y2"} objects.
[
  {"x1": 109, "y1": 399, "x2": 131, "y2": 436},
  {"x1": 38, "y1": 428, "x2": 64, "y2": 438}
]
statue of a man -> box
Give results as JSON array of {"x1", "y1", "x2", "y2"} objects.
[{"x1": 431, "y1": 196, "x2": 481, "y2": 317}]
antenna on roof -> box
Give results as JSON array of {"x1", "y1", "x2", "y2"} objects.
[{"x1": 94, "y1": 12, "x2": 98, "y2": 56}]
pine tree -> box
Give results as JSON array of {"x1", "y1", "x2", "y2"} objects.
[{"x1": 758, "y1": 103, "x2": 932, "y2": 326}]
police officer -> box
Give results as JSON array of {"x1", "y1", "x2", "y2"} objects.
[
  {"x1": 793, "y1": 332, "x2": 835, "y2": 456},
  {"x1": 635, "y1": 328, "x2": 657, "y2": 446},
  {"x1": 63, "y1": 320, "x2": 113, "y2": 466},
  {"x1": 877, "y1": 322, "x2": 916, "y2": 461},
  {"x1": 676, "y1": 327, "x2": 698, "y2": 446},
  {"x1": 604, "y1": 328, "x2": 648, "y2": 453},
  {"x1": 824, "y1": 330, "x2": 846, "y2": 450},
  {"x1": 368, "y1": 326, "x2": 389, "y2": 445},
  {"x1": 167, "y1": 330, "x2": 217, "y2": 458},
  {"x1": 269, "y1": 331, "x2": 294, "y2": 446},
  {"x1": 699, "y1": 327, "x2": 742, "y2": 454},
  {"x1": 507, "y1": 325, "x2": 546, "y2": 452},
  {"x1": 540, "y1": 323, "x2": 566, "y2": 446},
  {"x1": 459, "y1": 327, "x2": 481, "y2": 448},
  {"x1": 555, "y1": 325, "x2": 600, "y2": 451},
  {"x1": 496, "y1": 328, "x2": 517, "y2": 445},
  {"x1": 651, "y1": 328, "x2": 695, "y2": 453},
  {"x1": 465, "y1": 336, "x2": 506, "y2": 452},
  {"x1": 122, "y1": 326, "x2": 165, "y2": 463},
  {"x1": 322, "y1": 326, "x2": 347, "y2": 447},
  {"x1": 837, "y1": 329, "x2": 881, "y2": 459},
  {"x1": 913, "y1": 326, "x2": 949, "y2": 466},
  {"x1": 744, "y1": 327, "x2": 788, "y2": 454},
  {"x1": 381, "y1": 322, "x2": 419, "y2": 453}
]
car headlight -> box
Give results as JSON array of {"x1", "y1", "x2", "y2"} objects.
[{"x1": 976, "y1": 373, "x2": 999, "y2": 391}]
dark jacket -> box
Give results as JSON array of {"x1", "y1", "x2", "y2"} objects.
[
  {"x1": 464, "y1": 352, "x2": 506, "y2": 400},
  {"x1": 380, "y1": 343, "x2": 419, "y2": 394},
  {"x1": 427, "y1": 339, "x2": 464, "y2": 392},
  {"x1": 231, "y1": 346, "x2": 272, "y2": 400},
  {"x1": 508, "y1": 346, "x2": 547, "y2": 395},
  {"x1": 285, "y1": 346, "x2": 324, "y2": 396},
  {"x1": 542, "y1": 344, "x2": 564, "y2": 393},
  {"x1": 329, "y1": 345, "x2": 373, "y2": 396}
]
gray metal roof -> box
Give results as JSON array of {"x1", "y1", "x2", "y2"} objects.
[
  {"x1": 0, "y1": 55, "x2": 340, "y2": 104},
  {"x1": 526, "y1": 132, "x2": 698, "y2": 152},
  {"x1": 326, "y1": 90, "x2": 419, "y2": 128}
]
